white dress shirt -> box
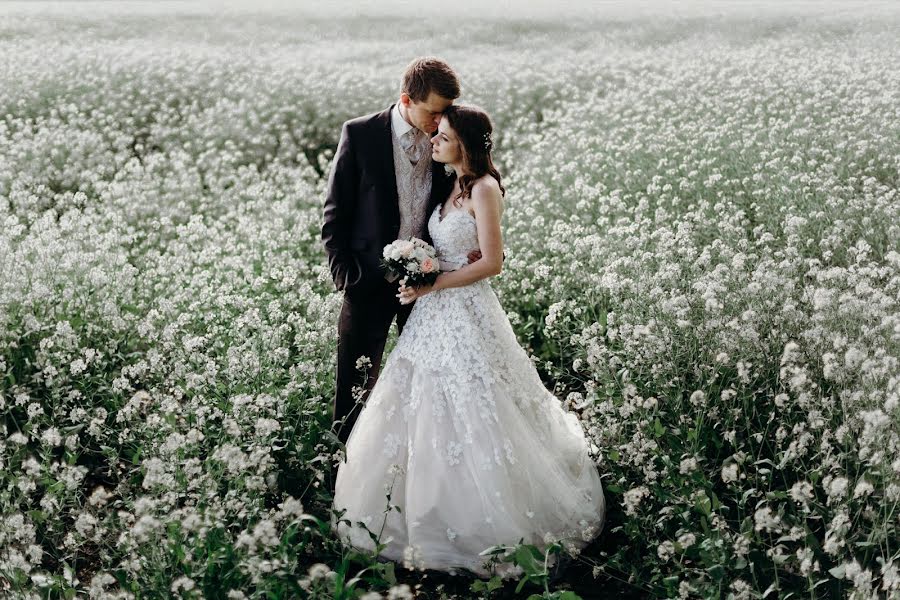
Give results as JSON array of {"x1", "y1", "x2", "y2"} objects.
[{"x1": 391, "y1": 102, "x2": 415, "y2": 142}]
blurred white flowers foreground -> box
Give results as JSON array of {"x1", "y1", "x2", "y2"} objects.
[{"x1": 0, "y1": 2, "x2": 898, "y2": 599}]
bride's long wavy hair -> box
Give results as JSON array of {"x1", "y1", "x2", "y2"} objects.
[{"x1": 443, "y1": 104, "x2": 506, "y2": 207}]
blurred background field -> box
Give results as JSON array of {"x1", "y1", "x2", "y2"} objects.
[{"x1": 1, "y1": 2, "x2": 899, "y2": 598}]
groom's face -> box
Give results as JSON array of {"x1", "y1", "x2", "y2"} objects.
[{"x1": 400, "y1": 91, "x2": 454, "y2": 135}]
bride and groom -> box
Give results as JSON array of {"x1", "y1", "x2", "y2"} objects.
[{"x1": 320, "y1": 57, "x2": 605, "y2": 579}]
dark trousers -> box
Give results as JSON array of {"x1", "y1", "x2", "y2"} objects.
[{"x1": 332, "y1": 279, "x2": 414, "y2": 446}]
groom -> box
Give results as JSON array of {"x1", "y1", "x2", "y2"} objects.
[{"x1": 321, "y1": 57, "x2": 480, "y2": 448}]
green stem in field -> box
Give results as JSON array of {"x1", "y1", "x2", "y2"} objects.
[
  {"x1": 543, "y1": 547, "x2": 551, "y2": 595},
  {"x1": 768, "y1": 531, "x2": 781, "y2": 595},
  {"x1": 375, "y1": 471, "x2": 399, "y2": 545}
]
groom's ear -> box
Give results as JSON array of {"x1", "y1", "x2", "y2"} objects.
[{"x1": 399, "y1": 93, "x2": 411, "y2": 107}]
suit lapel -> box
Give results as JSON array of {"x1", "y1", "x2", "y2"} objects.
[{"x1": 376, "y1": 105, "x2": 400, "y2": 233}]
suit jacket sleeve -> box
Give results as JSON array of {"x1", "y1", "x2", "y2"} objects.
[{"x1": 321, "y1": 121, "x2": 362, "y2": 292}]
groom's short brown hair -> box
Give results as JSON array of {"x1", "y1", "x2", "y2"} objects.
[{"x1": 402, "y1": 57, "x2": 460, "y2": 102}]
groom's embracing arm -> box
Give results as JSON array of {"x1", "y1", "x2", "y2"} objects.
[{"x1": 321, "y1": 121, "x2": 361, "y2": 292}]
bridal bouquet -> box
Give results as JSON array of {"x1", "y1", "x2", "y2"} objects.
[{"x1": 381, "y1": 237, "x2": 441, "y2": 287}]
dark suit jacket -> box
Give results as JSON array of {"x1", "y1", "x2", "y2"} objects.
[{"x1": 321, "y1": 104, "x2": 454, "y2": 294}]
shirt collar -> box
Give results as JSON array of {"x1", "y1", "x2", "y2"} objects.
[{"x1": 391, "y1": 102, "x2": 415, "y2": 140}]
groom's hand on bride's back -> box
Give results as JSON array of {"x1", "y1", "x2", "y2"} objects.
[{"x1": 466, "y1": 249, "x2": 506, "y2": 264}]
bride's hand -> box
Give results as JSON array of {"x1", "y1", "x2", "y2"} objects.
[{"x1": 397, "y1": 281, "x2": 433, "y2": 305}]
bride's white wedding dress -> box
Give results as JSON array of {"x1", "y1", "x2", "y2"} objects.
[{"x1": 330, "y1": 202, "x2": 606, "y2": 579}]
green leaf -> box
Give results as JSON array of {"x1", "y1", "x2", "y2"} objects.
[
  {"x1": 707, "y1": 564, "x2": 725, "y2": 581},
  {"x1": 557, "y1": 593, "x2": 582, "y2": 600},
  {"x1": 383, "y1": 562, "x2": 396, "y2": 585},
  {"x1": 653, "y1": 418, "x2": 664, "y2": 437},
  {"x1": 515, "y1": 576, "x2": 530, "y2": 594},
  {"x1": 694, "y1": 491, "x2": 711, "y2": 516},
  {"x1": 479, "y1": 544, "x2": 508, "y2": 556},
  {"x1": 321, "y1": 429, "x2": 346, "y2": 450},
  {"x1": 28, "y1": 510, "x2": 46, "y2": 524},
  {"x1": 828, "y1": 565, "x2": 846, "y2": 579},
  {"x1": 514, "y1": 546, "x2": 541, "y2": 574},
  {"x1": 332, "y1": 569, "x2": 346, "y2": 595},
  {"x1": 486, "y1": 576, "x2": 502, "y2": 592}
]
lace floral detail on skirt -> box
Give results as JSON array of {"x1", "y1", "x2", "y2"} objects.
[{"x1": 331, "y1": 201, "x2": 606, "y2": 579}]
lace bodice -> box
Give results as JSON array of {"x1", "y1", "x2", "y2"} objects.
[
  {"x1": 387, "y1": 202, "x2": 578, "y2": 446},
  {"x1": 428, "y1": 204, "x2": 479, "y2": 271}
]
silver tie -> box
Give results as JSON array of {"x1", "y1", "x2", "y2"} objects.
[{"x1": 402, "y1": 129, "x2": 423, "y2": 163}]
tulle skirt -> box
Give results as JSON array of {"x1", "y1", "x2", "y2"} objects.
[{"x1": 330, "y1": 280, "x2": 606, "y2": 579}]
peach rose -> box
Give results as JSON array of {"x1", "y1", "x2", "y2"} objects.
[{"x1": 421, "y1": 257, "x2": 436, "y2": 273}]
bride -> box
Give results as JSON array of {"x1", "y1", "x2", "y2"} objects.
[{"x1": 330, "y1": 104, "x2": 606, "y2": 579}]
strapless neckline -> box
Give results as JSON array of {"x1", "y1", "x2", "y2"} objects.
[{"x1": 435, "y1": 204, "x2": 475, "y2": 224}]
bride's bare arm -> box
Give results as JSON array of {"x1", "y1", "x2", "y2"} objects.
[{"x1": 431, "y1": 178, "x2": 504, "y2": 291}]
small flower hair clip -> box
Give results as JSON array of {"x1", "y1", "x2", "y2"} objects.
[{"x1": 482, "y1": 131, "x2": 493, "y2": 152}]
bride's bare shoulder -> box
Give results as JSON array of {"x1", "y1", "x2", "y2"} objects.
[
  {"x1": 470, "y1": 176, "x2": 502, "y2": 216},
  {"x1": 472, "y1": 175, "x2": 501, "y2": 196}
]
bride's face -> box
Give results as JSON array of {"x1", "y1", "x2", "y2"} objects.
[{"x1": 430, "y1": 116, "x2": 463, "y2": 165}]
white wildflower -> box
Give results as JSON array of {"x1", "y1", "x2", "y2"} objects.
[{"x1": 721, "y1": 462, "x2": 739, "y2": 483}]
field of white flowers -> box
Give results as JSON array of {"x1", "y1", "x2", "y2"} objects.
[{"x1": 1, "y1": 2, "x2": 899, "y2": 599}]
